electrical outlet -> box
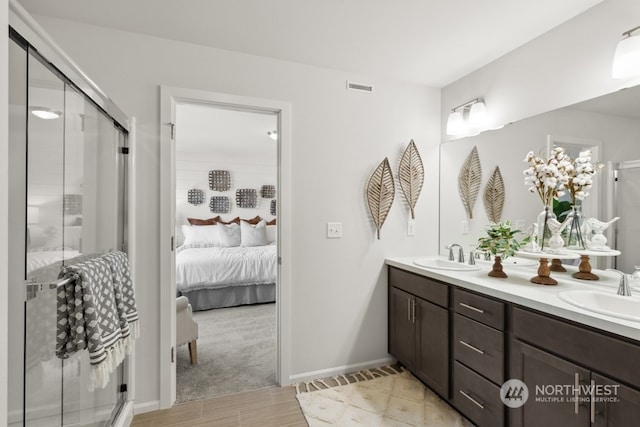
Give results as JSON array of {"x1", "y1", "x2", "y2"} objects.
[
  {"x1": 327, "y1": 222, "x2": 342, "y2": 238},
  {"x1": 461, "y1": 220, "x2": 469, "y2": 235},
  {"x1": 407, "y1": 220, "x2": 416, "y2": 236},
  {"x1": 516, "y1": 219, "x2": 526, "y2": 231}
]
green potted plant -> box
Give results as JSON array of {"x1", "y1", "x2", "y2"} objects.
[{"x1": 476, "y1": 220, "x2": 524, "y2": 278}]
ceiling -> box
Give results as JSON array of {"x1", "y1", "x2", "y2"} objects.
[
  {"x1": 17, "y1": 0, "x2": 602, "y2": 87},
  {"x1": 175, "y1": 104, "x2": 278, "y2": 160}
]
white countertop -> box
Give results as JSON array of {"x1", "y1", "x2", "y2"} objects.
[{"x1": 386, "y1": 256, "x2": 640, "y2": 342}]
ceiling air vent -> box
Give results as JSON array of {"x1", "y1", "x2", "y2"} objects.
[{"x1": 346, "y1": 81, "x2": 373, "y2": 93}]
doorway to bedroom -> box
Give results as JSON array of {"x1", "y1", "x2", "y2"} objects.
[{"x1": 173, "y1": 103, "x2": 279, "y2": 403}]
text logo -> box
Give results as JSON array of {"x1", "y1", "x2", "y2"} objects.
[{"x1": 501, "y1": 379, "x2": 529, "y2": 408}]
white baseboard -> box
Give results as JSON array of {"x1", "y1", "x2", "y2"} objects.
[
  {"x1": 288, "y1": 356, "x2": 396, "y2": 384},
  {"x1": 133, "y1": 400, "x2": 160, "y2": 415}
]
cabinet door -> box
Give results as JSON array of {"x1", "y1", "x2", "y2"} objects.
[
  {"x1": 389, "y1": 287, "x2": 416, "y2": 370},
  {"x1": 416, "y1": 298, "x2": 449, "y2": 398},
  {"x1": 592, "y1": 373, "x2": 640, "y2": 426},
  {"x1": 510, "y1": 340, "x2": 589, "y2": 427}
]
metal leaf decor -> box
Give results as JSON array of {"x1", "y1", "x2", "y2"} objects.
[
  {"x1": 366, "y1": 157, "x2": 395, "y2": 240},
  {"x1": 457, "y1": 146, "x2": 482, "y2": 219},
  {"x1": 398, "y1": 139, "x2": 424, "y2": 219},
  {"x1": 483, "y1": 166, "x2": 505, "y2": 223}
]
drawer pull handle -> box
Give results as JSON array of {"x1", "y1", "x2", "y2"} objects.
[
  {"x1": 459, "y1": 340, "x2": 485, "y2": 355},
  {"x1": 460, "y1": 390, "x2": 485, "y2": 409},
  {"x1": 459, "y1": 302, "x2": 485, "y2": 314}
]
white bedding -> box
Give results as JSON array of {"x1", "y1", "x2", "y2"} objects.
[
  {"x1": 176, "y1": 244, "x2": 277, "y2": 292},
  {"x1": 27, "y1": 249, "x2": 81, "y2": 274}
]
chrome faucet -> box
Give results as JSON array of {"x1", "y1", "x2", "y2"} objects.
[
  {"x1": 607, "y1": 269, "x2": 632, "y2": 296},
  {"x1": 446, "y1": 244, "x2": 465, "y2": 263},
  {"x1": 468, "y1": 250, "x2": 476, "y2": 266}
]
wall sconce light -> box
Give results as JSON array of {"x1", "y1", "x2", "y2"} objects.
[
  {"x1": 446, "y1": 98, "x2": 489, "y2": 136},
  {"x1": 267, "y1": 130, "x2": 278, "y2": 141},
  {"x1": 612, "y1": 25, "x2": 640, "y2": 79},
  {"x1": 30, "y1": 106, "x2": 62, "y2": 120}
]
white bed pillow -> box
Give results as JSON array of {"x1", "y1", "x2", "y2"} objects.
[
  {"x1": 241, "y1": 220, "x2": 269, "y2": 247},
  {"x1": 266, "y1": 225, "x2": 277, "y2": 243},
  {"x1": 181, "y1": 224, "x2": 221, "y2": 246},
  {"x1": 218, "y1": 223, "x2": 241, "y2": 247}
]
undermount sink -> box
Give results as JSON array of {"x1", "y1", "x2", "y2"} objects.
[
  {"x1": 558, "y1": 290, "x2": 640, "y2": 322},
  {"x1": 413, "y1": 257, "x2": 480, "y2": 271}
]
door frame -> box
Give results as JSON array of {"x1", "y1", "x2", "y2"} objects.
[{"x1": 159, "y1": 86, "x2": 292, "y2": 408}]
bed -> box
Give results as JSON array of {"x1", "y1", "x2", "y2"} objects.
[{"x1": 176, "y1": 220, "x2": 277, "y2": 311}]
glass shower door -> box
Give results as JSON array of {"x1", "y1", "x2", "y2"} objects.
[
  {"x1": 614, "y1": 161, "x2": 640, "y2": 273},
  {"x1": 23, "y1": 46, "x2": 67, "y2": 427},
  {"x1": 12, "y1": 42, "x2": 127, "y2": 426},
  {"x1": 60, "y1": 82, "x2": 125, "y2": 427}
]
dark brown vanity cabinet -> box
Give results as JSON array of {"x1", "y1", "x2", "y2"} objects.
[
  {"x1": 511, "y1": 307, "x2": 640, "y2": 427},
  {"x1": 388, "y1": 267, "x2": 449, "y2": 398},
  {"x1": 388, "y1": 265, "x2": 640, "y2": 427}
]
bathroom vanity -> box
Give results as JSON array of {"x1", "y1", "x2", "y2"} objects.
[{"x1": 386, "y1": 258, "x2": 640, "y2": 427}]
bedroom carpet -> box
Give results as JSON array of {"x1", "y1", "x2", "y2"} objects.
[
  {"x1": 296, "y1": 368, "x2": 472, "y2": 426},
  {"x1": 176, "y1": 302, "x2": 277, "y2": 403}
]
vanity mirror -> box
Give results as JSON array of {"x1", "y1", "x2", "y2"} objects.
[{"x1": 440, "y1": 84, "x2": 640, "y2": 273}]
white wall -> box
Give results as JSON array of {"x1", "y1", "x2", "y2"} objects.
[
  {"x1": 442, "y1": 0, "x2": 640, "y2": 140},
  {"x1": 176, "y1": 154, "x2": 277, "y2": 236},
  {"x1": 30, "y1": 16, "x2": 441, "y2": 407},
  {"x1": 1, "y1": 0, "x2": 9, "y2": 423}
]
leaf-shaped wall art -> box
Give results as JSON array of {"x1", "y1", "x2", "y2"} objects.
[
  {"x1": 398, "y1": 139, "x2": 424, "y2": 219},
  {"x1": 366, "y1": 157, "x2": 395, "y2": 239},
  {"x1": 457, "y1": 146, "x2": 482, "y2": 219},
  {"x1": 483, "y1": 166, "x2": 505, "y2": 223}
]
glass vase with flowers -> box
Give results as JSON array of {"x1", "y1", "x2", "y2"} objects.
[{"x1": 523, "y1": 147, "x2": 571, "y2": 251}]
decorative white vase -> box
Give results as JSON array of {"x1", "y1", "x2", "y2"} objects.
[
  {"x1": 546, "y1": 216, "x2": 570, "y2": 254},
  {"x1": 584, "y1": 217, "x2": 620, "y2": 251}
]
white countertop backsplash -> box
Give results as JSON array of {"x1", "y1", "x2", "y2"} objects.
[{"x1": 386, "y1": 256, "x2": 640, "y2": 341}]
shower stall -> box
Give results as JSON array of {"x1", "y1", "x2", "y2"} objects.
[
  {"x1": 613, "y1": 161, "x2": 640, "y2": 273},
  {"x1": 8, "y1": 7, "x2": 132, "y2": 427}
]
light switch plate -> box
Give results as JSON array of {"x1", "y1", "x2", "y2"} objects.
[
  {"x1": 327, "y1": 222, "x2": 342, "y2": 238},
  {"x1": 516, "y1": 219, "x2": 526, "y2": 230},
  {"x1": 461, "y1": 220, "x2": 469, "y2": 235}
]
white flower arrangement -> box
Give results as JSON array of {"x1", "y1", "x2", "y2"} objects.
[
  {"x1": 523, "y1": 147, "x2": 571, "y2": 206},
  {"x1": 566, "y1": 150, "x2": 595, "y2": 202}
]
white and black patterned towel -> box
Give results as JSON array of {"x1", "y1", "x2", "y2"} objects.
[
  {"x1": 102, "y1": 251, "x2": 140, "y2": 340},
  {"x1": 56, "y1": 251, "x2": 138, "y2": 390}
]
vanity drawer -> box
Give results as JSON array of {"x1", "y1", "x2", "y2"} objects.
[
  {"x1": 512, "y1": 307, "x2": 640, "y2": 388},
  {"x1": 454, "y1": 314, "x2": 504, "y2": 384},
  {"x1": 453, "y1": 361, "x2": 504, "y2": 427},
  {"x1": 388, "y1": 267, "x2": 448, "y2": 308},
  {"x1": 454, "y1": 288, "x2": 504, "y2": 330}
]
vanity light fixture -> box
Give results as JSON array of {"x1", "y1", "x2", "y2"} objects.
[
  {"x1": 267, "y1": 130, "x2": 278, "y2": 141},
  {"x1": 30, "y1": 106, "x2": 62, "y2": 120},
  {"x1": 612, "y1": 25, "x2": 640, "y2": 79},
  {"x1": 446, "y1": 98, "x2": 489, "y2": 136}
]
